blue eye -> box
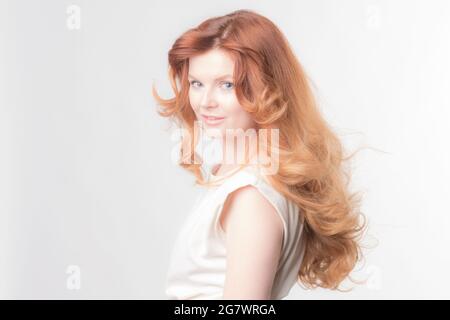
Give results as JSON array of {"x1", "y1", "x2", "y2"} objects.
[
  {"x1": 222, "y1": 82, "x2": 234, "y2": 89},
  {"x1": 190, "y1": 80, "x2": 201, "y2": 87}
]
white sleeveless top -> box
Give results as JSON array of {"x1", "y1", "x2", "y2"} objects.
[{"x1": 165, "y1": 164, "x2": 306, "y2": 300}]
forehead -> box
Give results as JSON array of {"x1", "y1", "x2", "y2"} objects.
[{"x1": 188, "y1": 49, "x2": 235, "y2": 80}]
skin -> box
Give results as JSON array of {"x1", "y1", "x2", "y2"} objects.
[{"x1": 188, "y1": 48, "x2": 284, "y2": 300}]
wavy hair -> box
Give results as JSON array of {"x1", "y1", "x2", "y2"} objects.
[{"x1": 152, "y1": 9, "x2": 369, "y2": 290}]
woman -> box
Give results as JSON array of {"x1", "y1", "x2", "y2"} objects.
[{"x1": 153, "y1": 9, "x2": 367, "y2": 300}]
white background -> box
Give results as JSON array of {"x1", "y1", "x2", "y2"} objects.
[{"x1": 1, "y1": 0, "x2": 449, "y2": 299}]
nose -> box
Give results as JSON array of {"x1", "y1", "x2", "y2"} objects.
[{"x1": 200, "y1": 87, "x2": 218, "y2": 109}]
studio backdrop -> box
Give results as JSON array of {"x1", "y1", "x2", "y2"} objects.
[{"x1": 1, "y1": 0, "x2": 449, "y2": 299}]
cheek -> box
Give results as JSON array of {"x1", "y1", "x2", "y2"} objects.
[{"x1": 225, "y1": 103, "x2": 255, "y2": 129}]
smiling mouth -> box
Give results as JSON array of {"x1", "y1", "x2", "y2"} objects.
[{"x1": 201, "y1": 114, "x2": 225, "y2": 125}]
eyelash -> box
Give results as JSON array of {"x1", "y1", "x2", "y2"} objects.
[{"x1": 190, "y1": 80, "x2": 234, "y2": 89}]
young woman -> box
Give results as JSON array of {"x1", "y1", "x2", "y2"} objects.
[{"x1": 153, "y1": 9, "x2": 367, "y2": 300}]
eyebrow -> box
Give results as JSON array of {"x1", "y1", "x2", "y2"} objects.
[{"x1": 188, "y1": 74, "x2": 233, "y2": 81}]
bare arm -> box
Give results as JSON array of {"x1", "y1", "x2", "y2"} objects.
[{"x1": 219, "y1": 185, "x2": 284, "y2": 300}]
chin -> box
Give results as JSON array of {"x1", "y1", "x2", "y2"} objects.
[
  {"x1": 204, "y1": 130, "x2": 223, "y2": 139},
  {"x1": 201, "y1": 124, "x2": 224, "y2": 136}
]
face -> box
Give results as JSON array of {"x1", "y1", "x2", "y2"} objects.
[{"x1": 188, "y1": 48, "x2": 256, "y2": 139}]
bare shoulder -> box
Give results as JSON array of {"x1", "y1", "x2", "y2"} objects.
[{"x1": 219, "y1": 184, "x2": 284, "y2": 241}]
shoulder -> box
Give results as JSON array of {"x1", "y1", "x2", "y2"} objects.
[{"x1": 219, "y1": 184, "x2": 284, "y2": 244}]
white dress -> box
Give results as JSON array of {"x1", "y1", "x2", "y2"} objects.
[{"x1": 164, "y1": 163, "x2": 306, "y2": 300}]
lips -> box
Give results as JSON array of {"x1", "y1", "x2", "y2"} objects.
[
  {"x1": 201, "y1": 114, "x2": 225, "y2": 120},
  {"x1": 201, "y1": 114, "x2": 225, "y2": 125}
]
